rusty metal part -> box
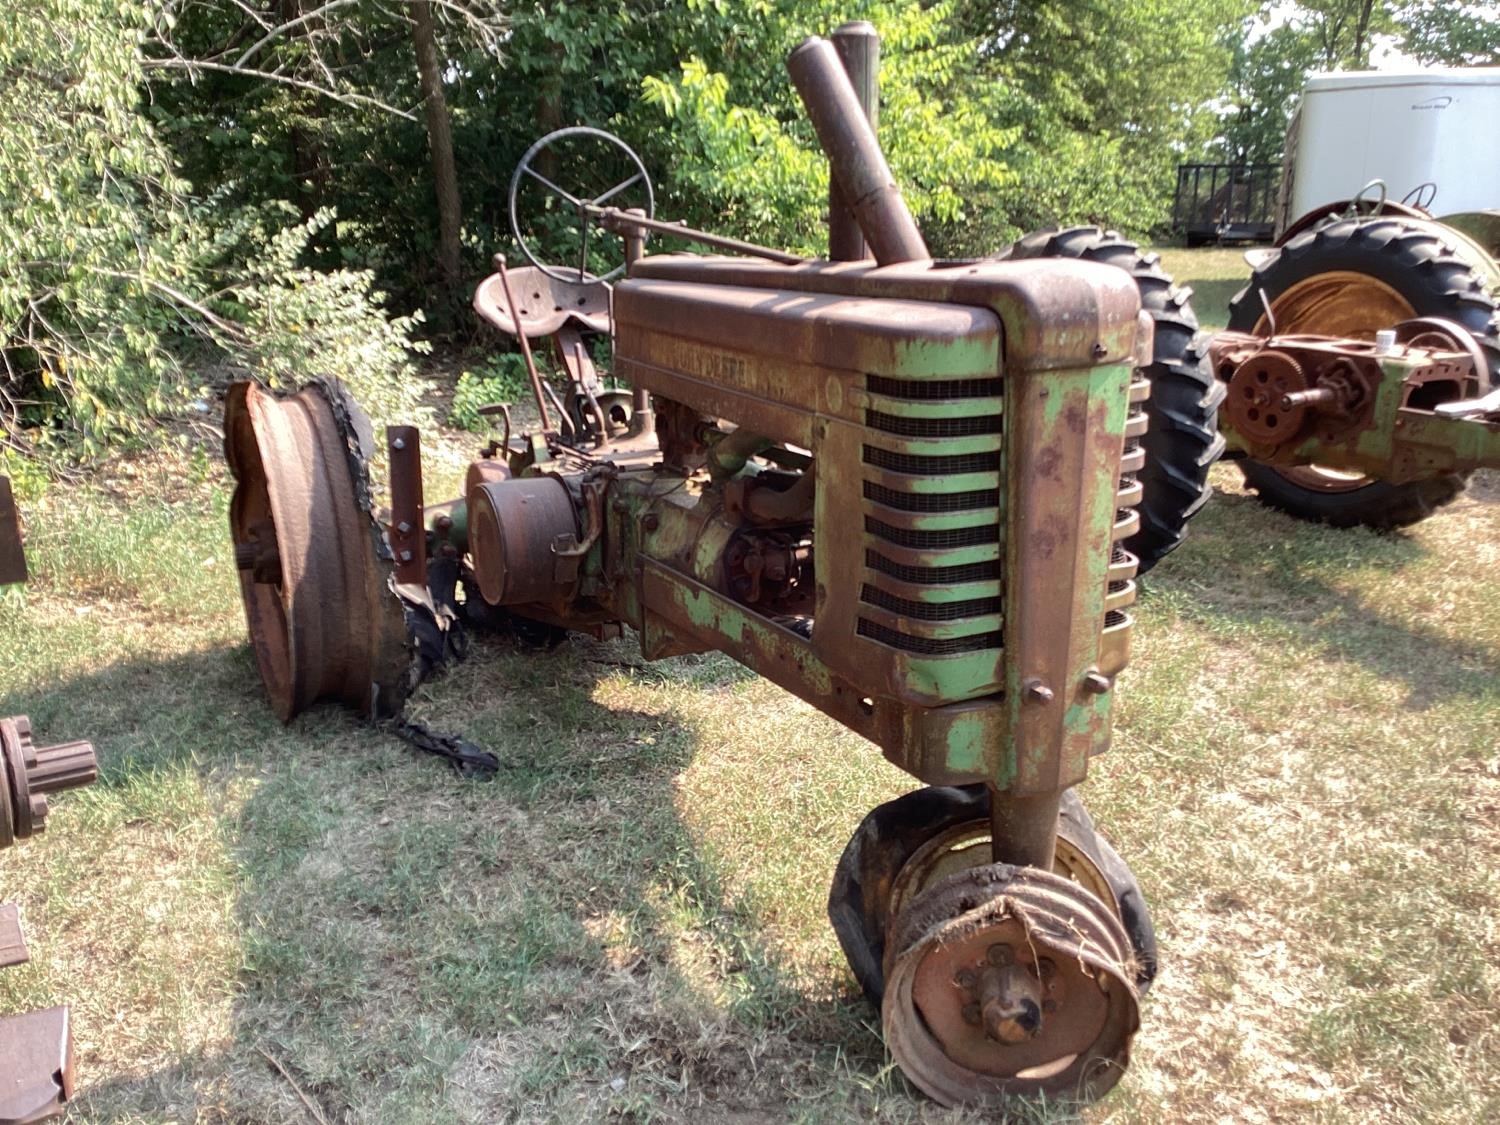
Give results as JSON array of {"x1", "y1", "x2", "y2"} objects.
[
  {"x1": 0, "y1": 905, "x2": 26, "y2": 970},
  {"x1": 829, "y1": 22, "x2": 879, "y2": 261},
  {"x1": 887, "y1": 811, "x2": 1124, "y2": 932},
  {"x1": 468, "y1": 475, "x2": 580, "y2": 606},
  {"x1": 0, "y1": 717, "x2": 97, "y2": 851},
  {"x1": 0, "y1": 477, "x2": 26, "y2": 587},
  {"x1": 494, "y1": 259, "x2": 556, "y2": 433},
  {"x1": 1395, "y1": 317, "x2": 1490, "y2": 392},
  {"x1": 225, "y1": 380, "x2": 413, "y2": 721},
  {"x1": 1211, "y1": 329, "x2": 1500, "y2": 484},
  {"x1": 599, "y1": 209, "x2": 804, "y2": 266},
  {"x1": 465, "y1": 457, "x2": 513, "y2": 498},
  {"x1": 474, "y1": 264, "x2": 611, "y2": 339},
  {"x1": 882, "y1": 864, "x2": 1138, "y2": 1106},
  {"x1": 1224, "y1": 349, "x2": 1311, "y2": 443},
  {"x1": 387, "y1": 426, "x2": 427, "y2": 587},
  {"x1": 988, "y1": 789, "x2": 1060, "y2": 870},
  {"x1": 0, "y1": 1006, "x2": 74, "y2": 1124},
  {"x1": 787, "y1": 36, "x2": 929, "y2": 265},
  {"x1": 509, "y1": 126, "x2": 656, "y2": 283}
]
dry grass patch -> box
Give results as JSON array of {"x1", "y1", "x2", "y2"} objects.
[{"x1": 0, "y1": 443, "x2": 1496, "y2": 1122}]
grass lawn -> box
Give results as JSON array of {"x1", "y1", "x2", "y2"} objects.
[{"x1": 2, "y1": 250, "x2": 1497, "y2": 1122}]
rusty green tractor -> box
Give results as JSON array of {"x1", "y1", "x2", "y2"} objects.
[{"x1": 225, "y1": 26, "x2": 1169, "y2": 1108}]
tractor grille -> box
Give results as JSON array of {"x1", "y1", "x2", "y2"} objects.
[
  {"x1": 854, "y1": 368, "x2": 1147, "y2": 676},
  {"x1": 858, "y1": 372, "x2": 1004, "y2": 660}
]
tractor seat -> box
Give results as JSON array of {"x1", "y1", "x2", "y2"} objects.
[{"x1": 473, "y1": 265, "x2": 611, "y2": 339}]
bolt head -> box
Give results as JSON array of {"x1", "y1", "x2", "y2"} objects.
[
  {"x1": 987, "y1": 943, "x2": 1014, "y2": 967},
  {"x1": 396, "y1": 521, "x2": 413, "y2": 535},
  {"x1": 399, "y1": 549, "x2": 413, "y2": 562},
  {"x1": 955, "y1": 968, "x2": 977, "y2": 989},
  {"x1": 1022, "y1": 679, "x2": 1054, "y2": 705},
  {"x1": 1083, "y1": 671, "x2": 1112, "y2": 695},
  {"x1": 961, "y1": 1002, "x2": 981, "y2": 1025},
  {"x1": 391, "y1": 437, "x2": 407, "y2": 450}
]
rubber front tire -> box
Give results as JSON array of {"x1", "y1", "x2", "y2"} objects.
[
  {"x1": 1007, "y1": 227, "x2": 1225, "y2": 573},
  {"x1": 1227, "y1": 217, "x2": 1500, "y2": 528}
]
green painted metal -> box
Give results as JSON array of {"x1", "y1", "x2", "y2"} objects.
[{"x1": 1002, "y1": 360, "x2": 1133, "y2": 795}]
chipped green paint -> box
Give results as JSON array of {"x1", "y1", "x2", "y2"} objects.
[{"x1": 1002, "y1": 359, "x2": 1133, "y2": 794}]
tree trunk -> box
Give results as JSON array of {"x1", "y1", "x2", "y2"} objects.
[{"x1": 409, "y1": 0, "x2": 463, "y2": 297}]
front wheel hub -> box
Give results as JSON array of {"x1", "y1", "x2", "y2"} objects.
[{"x1": 882, "y1": 864, "x2": 1139, "y2": 1106}]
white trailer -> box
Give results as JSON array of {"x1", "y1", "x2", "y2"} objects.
[{"x1": 1278, "y1": 67, "x2": 1500, "y2": 234}]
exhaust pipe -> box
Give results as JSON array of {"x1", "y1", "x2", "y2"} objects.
[
  {"x1": 827, "y1": 22, "x2": 879, "y2": 261},
  {"x1": 787, "y1": 34, "x2": 929, "y2": 266}
]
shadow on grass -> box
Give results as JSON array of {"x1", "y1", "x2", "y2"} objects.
[
  {"x1": 30, "y1": 632, "x2": 896, "y2": 1121},
  {"x1": 1145, "y1": 483, "x2": 1497, "y2": 710}
]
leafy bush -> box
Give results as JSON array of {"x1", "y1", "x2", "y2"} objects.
[
  {"x1": 450, "y1": 355, "x2": 534, "y2": 432},
  {"x1": 223, "y1": 210, "x2": 431, "y2": 432}
]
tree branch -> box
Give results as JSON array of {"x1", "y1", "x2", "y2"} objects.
[
  {"x1": 233, "y1": 0, "x2": 361, "y2": 68},
  {"x1": 140, "y1": 57, "x2": 418, "y2": 120}
]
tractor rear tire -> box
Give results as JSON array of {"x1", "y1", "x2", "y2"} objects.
[
  {"x1": 1227, "y1": 218, "x2": 1500, "y2": 528},
  {"x1": 1007, "y1": 227, "x2": 1224, "y2": 574}
]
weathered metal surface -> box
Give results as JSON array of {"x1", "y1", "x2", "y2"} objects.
[
  {"x1": 473, "y1": 264, "x2": 611, "y2": 338},
  {"x1": 787, "y1": 36, "x2": 929, "y2": 265},
  {"x1": 494, "y1": 259, "x2": 556, "y2": 433},
  {"x1": 1, "y1": 716, "x2": 97, "y2": 850},
  {"x1": 0, "y1": 905, "x2": 25, "y2": 970},
  {"x1": 627, "y1": 255, "x2": 1142, "y2": 376},
  {"x1": 1, "y1": 716, "x2": 94, "y2": 1122},
  {"x1": 600, "y1": 210, "x2": 804, "y2": 266},
  {"x1": 224, "y1": 380, "x2": 412, "y2": 721},
  {"x1": 882, "y1": 865, "x2": 1138, "y2": 1105},
  {"x1": 468, "y1": 475, "x2": 579, "y2": 606},
  {"x1": 388, "y1": 426, "x2": 427, "y2": 588},
  {"x1": 1002, "y1": 358, "x2": 1134, "y2": 796},
  {"x1": 828, "y1": 22, "x2": 879, "y2": 262},
  {"x1": 1215, "y1": 329, "x2": 1500, "y2": 480},
  {"x1": 0, "y1": 478, "x2": 25, "y2": 587},
  {"x1": 0, "y1": 1006, "x2": 74, "y2": 1124}
]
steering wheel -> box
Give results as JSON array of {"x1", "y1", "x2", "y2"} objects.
[
  {"x1": 507, "y1": 127, "x2": 655, "y2": 283},
  {"x1": 1400, "y1": 181, "x2": 1438, "y2": 212}
]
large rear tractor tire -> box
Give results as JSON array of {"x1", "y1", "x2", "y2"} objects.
[
  {"x1": 1006, "y1": 228, "x2": 1225, "y2": 574},
  {"x1": 1227, "y1": 217, "x2": 1500, "y2": 528}
]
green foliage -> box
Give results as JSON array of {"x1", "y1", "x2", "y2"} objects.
[
  {"x1": 450, "y1": 355, "x2": 532, "y2": 433},
  {"x1": 641, "y1": 2, "x2": 1019, "y2": 255},
  {"x1": 223, "y1": 210, "x2": 430, "y2": 430},
  {"x1": 0, "y1": 0, "x2": 432, "y2": 456},
  {"x1": 1217, "y1": 22, "x2": 1323, "y2": 164},
  {"x1": 1397, "y1": 2, "x2": 1499, "y2": 66},
  {"x1": 0, "y1": 0, "x2": 199, "y2": 453},
  {"x1": 956, "y1": 0, "x2": 1256, "y2": 238}
]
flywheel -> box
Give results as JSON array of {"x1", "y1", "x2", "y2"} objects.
[
  {"x1": 882, "y1": 864, "x2": 1140, "y2": 1106},
  {"x1": 225, "y1": 380, "x2": 412, "y2": 721}
]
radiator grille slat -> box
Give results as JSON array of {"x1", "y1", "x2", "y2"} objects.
[
  {"x1": 857, "y1": 618, "x2": 1003, "y2": 655},
  {"x1": 865, "y1": 410, "x2": 1002, "y2": 438},
  {"x1": 863, "y1": 480, "x2": 1000, "y2": 512},
  {"x1": 860, "y1": 584, "x2": 1002, "y2": 621}
]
